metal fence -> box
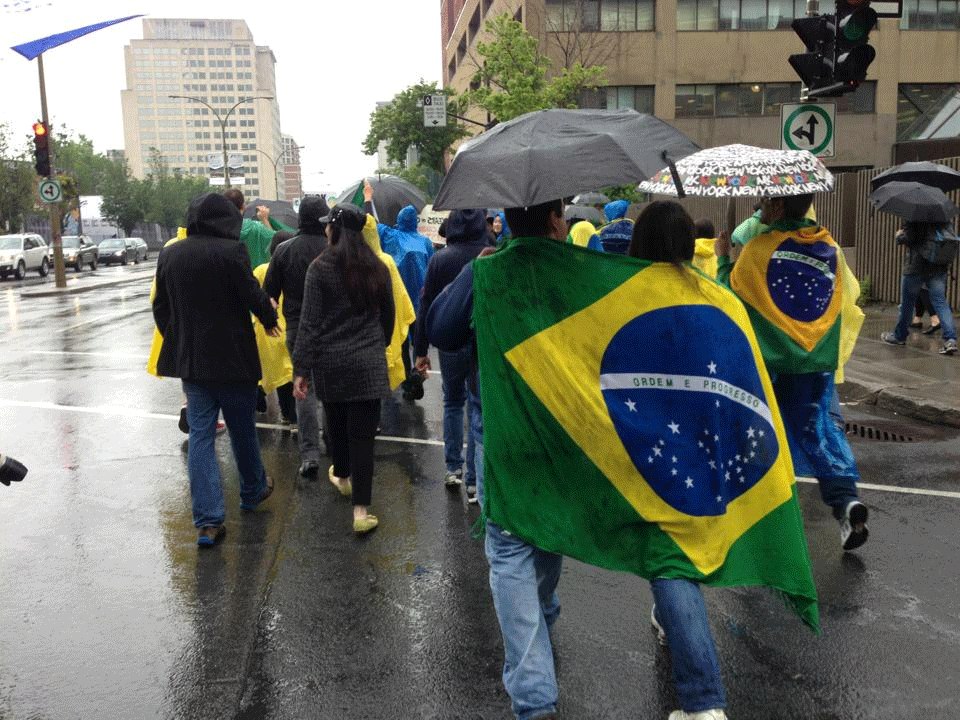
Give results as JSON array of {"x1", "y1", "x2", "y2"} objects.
[{"x1": 663, "y1": 157, "x2": 960, "y2": 308}]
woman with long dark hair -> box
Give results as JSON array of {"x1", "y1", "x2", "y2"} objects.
[{"x1": 292, "y1": 203, "x2": 395, "y2": 533}]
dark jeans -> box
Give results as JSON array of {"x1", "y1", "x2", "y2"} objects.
[
  {"x1": 895, "y1": 272, "x2": 956, "y2": 341},
  {"x1": 326, "y1": 399, "x2": 381, "y2": 507}
]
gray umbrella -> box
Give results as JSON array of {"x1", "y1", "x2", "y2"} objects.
[
  {"x1": 571, "y1": 191, "x2": 610, "y2": 206},
  {"x1": 337, "y1": 175, "x2": 427, "y2": 227},
  {"x1": 433, "y1": 109, "x2": 699, "y2": 210},
  {"x1": 242, "y1": 198, "x2": 299, "y2": 230},
  {"x1": 869, "y1": 181, "x2": 959, "y2": 223},
  {"x1": 564, "y1": 204, "x2": 603, "y2": 224},
  {"x1": 870, "y1": 161, "x2": 960, "y2": 193}
]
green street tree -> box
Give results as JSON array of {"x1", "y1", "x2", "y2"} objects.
[
  {"x1": 362, "y1": 80, "x2": 468, "y2": 174},
  {"x1": 0, "y1": 124, "x2": 36, "y2": 233},
  {"x1": 465, "y1": 13, "x2": 606, "y2": 123},
  {"x1": 99, "y1": 160, "x2": 147, "y2": 237},
  {"x1": 143, "y1": 149, "x2": 210, "y2": 238}
]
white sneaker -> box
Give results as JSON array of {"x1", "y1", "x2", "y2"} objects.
[
  {"x1": 444, "y1": 471, "x2": 463, "y2": 487},
  {"x1": 650, "y1": 604, "x2": 667, "y2": 646},
  {"x1": 668, "y1": 710, "x2": 728, "y2": 720},
  {"x1": 840, "y1": 500, "x2": 869, "y2": 551}
]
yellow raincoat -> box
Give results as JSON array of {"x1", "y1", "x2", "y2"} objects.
[
  {"x1": 146, "y1": 228, "x2": 187, "y2": 377},
  {"x1": 568, "y1": 220, "x2": 598, "y2": 248},
  {"x1": 692, "y1": 238, "x2": 719, "y2": 279},
  {"x1": 252, "y1": 263, "x2": 293, "y2": 393},
  {"x1": 363, "y1": 215, "x2": 416, "y2": 390}
]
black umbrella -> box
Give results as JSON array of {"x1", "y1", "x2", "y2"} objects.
[
  {"x1": 572, "y1": 191, "x2": 610, "y2": 206},
  {"x1": 870, "y1": 161, "x2": 960, "y2": 193},
  {"x1": 433, "y1": 109, "x2": 699, "y2": 210},
  {"x1": 564, "y1": 204, "x2": 603, "y2": 224},
  {"x1": 242, "y1": 198, "x2": 299, "y2": 231},
  {"x1": 869, "y1": 181, "x2": 959, "y2": 223},
  {"x1": 337, "y1": 175, "x2": 427, "y2": 228}
]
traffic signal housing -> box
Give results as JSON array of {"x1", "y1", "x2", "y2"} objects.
[
  {"x1": 788, "y1": 15, "x2": 836, "y2": 93},
  {"x1": 32, "y1": 121, "x2": 50, "y2": 177},
  {"x1": 835, "y1": 0, "x2": 878, "y2": 84}
]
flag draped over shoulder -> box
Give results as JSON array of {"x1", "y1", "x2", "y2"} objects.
[
  {"x1": 730, "y1": 226, "x2": 858, "y2": 374},
  {"x1": 473, "y1": 237, "x2": 819, "y2": 630}
]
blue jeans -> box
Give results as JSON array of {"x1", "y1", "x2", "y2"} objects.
[
  {"x1": 470, "y1": 388, "x2": 484, "y2": 505},
  {"x1": 486, "y1": 521, "x2": 563, "y2": 720},
  {"x1": 182, "y1": 380, "x2": 268, "y2": 528},
  {"x1": 772, "y1": 372, "x2": 860, "y2": 519},
  {"x1": 652, "y1": 579, "x2": 727, "y2": 712},
  {"x1": 894, "y1": 272, "x2": 956, "y2": 341},
  {"x1": 439, "y1": 347, "x2": 476, "y2": 485}
]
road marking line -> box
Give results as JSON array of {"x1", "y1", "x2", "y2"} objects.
[
  {"x1": 1, "y1": 398, "x2": 957, "y2": 496},
  {"x1": 23, "y1": 350, "x2": 149, "y2": 360}
]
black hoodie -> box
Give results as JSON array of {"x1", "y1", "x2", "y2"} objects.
[{"x1": 413, "y1": 208, "x2": 490, "y2": 357}]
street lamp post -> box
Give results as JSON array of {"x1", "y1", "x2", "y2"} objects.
[
  {"x1": 255, "y1": 145, "x2": 304, "y2": 200},
  {"x1": 169, "y1": 94, "x2": 273, "y2": 189}
]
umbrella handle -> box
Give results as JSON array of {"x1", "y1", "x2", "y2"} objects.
[{"x1": 662, "y1": 150, "x2": 685, "y2": 199}]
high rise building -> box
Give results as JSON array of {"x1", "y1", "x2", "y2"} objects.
[
  {"x1": 280, "y1": 134, "x2": 303, "y2": 201},
  {"x1": 121, "y1": 18, "x2": 283, "y2": 199},
  {"x1": 442, "y1": 0, "x2": 960, "y2": 169}
]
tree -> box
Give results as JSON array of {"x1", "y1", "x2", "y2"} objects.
[
  {"x1": 465, "y1": 14, "x2": 606, "y2": 123},
  {"x1": 143, "y1": 149, "x2": 210, "y2": 238},
  {"x1": 100, "y1": 160, "x2": 147, "y2": 237},
  {"x1": 535, "y1": 0, "x2": 617, "y2": 72},
  {"x1": 0, "y1": 124, "x2": 36, "y2": 233},
  {"x1": 362, "y1": 81, "x2": 468, "y2": 173}
]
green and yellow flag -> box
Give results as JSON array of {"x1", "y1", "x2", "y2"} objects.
[{"x1": 474, "y1": 237, "x2": 819, "y2": 630}]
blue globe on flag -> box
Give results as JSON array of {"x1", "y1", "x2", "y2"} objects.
[
  {"x1": 767, "y1": 238, "x2": 837, "y2": 322},
  {"x1": 599, "y1": 305, "x2": 779, "y2": 517}
]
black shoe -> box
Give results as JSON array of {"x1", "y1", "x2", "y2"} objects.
[
  {"x1": 0, "y1": 455, "x2": 27, "y2": 486},
  {"x1": 178, "y1": 405, "x2": 190, "y2": 434},
  {"x1": 840, "y1": 501, "x2": 869, "y2": 551},
  {"x1": 922, "y1": 323, "x2": 942, "y2": 335},
  {"x1": 299, "y1": 460, "x2": 320, "y2": 479},
  {"x1": 909, "y1": 320, "x2": 923, "y2": 329}
]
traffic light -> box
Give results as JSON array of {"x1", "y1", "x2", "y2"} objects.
[
  {"x1": 835, "y1": 0, "x2": 878, "y2": 84},
  {"x1": 788, "y1": 15, "x2": 836, "y2": 93},
  {"x1": 32, "y1": 121, "x2": 50, "y2": 177}
]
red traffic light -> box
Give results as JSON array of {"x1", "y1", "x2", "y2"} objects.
[{"x1": 32, "y1": 121, "x2": 47, "y2": 137}]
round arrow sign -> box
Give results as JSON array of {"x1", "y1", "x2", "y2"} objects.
[
  {"x1": 783, "y1": 105, "x2": 833, "y2": 156},
  {"x1": 38, "y1": 179, "x2": 63, "y2": 204}
]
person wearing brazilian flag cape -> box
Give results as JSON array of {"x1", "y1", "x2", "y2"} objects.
[
  {"x1": 427, "y1": 199, "x2": 819, "y2": 720},
  {"x1": 717, "y1": 193, "x2": 869, "y2": 552}
]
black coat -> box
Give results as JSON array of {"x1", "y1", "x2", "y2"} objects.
[{"x1": 153, "y1": 194, "x2": 278, "y2": 384}]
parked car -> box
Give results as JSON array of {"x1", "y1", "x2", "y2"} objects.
[
  {"x1": 60, "y1": 235, "x2": 99, "y2": 272},
  {"x1": 0, "y1": 233, "x2": 50, "y2": 280},
  {"x1": 128, "y1": 237, "x2": 149, "y2": 262},
  {"x1": 98, "y1": 238, "x2": 134, "y2": 265}
]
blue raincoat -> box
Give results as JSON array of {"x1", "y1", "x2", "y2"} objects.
[
  {"x1": 598, "y1": 200, "x2": 634, "y2": 255},
  {"x1": 496, "y1": 211, "x2": 511, "y2": 245},
  {"x1": 378, "y1": 205, "x2": 435, "y2": 314}
]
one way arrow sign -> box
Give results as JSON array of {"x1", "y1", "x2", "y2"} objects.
[{"x1": 781, "y1": 102, "x2": 834, "y2": 158}]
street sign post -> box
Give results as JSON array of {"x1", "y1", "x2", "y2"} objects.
[
  {"x1": 38, "y1": 178, "x2": 62, "y2": 204},
  {"x1": 423, "y1": 94, "x2": 447, "y2": 128},
  {"x1": 781, "y1": 102, "x2": 835, "y2": 158}
]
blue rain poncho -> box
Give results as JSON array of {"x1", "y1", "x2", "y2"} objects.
[{"x1": 378, "y1": 205, "x2": 435, "y2": 314}]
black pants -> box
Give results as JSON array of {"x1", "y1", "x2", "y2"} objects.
[
  {"x1": 276, "y1": 382, "x2": 297, "y2": 423},
  {"x1": 915, "y1": 287, "x2": 935, "y2": 318},
  {"x1": 326, "y1": 399, "x2": 381, "y2": 507}
]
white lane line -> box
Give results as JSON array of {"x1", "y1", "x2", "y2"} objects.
[
  {"x1": 23, "y1": 350, "x2": 149, "y2": 360},
  {"x1": 0, "y1": 399, "x2": 446, "y2": 448},
  {"x1": 65, "y1": 307, "x2": 151, "y2": 332},
  {"x1": 0, "y1": 397, "x2": 956, "y2": 496}
]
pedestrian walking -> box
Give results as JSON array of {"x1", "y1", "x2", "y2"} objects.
[
  {"x1": 413, "y1": 208, "x2": 490, "y2": 503},
  {"x1": 598, "y1": 199, "x2": 634, "y2": 254},
  {"x1": 881, "y1": 221, "x2": 958, "y2": 355},
  {"x1": 911, "y1": 286, "x2": 942, "y2": 334},
  {"x1": 292, "y1": 203, "x2": 395, "y2": 534},
  {"x1": 152, "y1": 193, "x2": 279, "y2": 547},
  {"x1": 263, "y1": 196, "x2": 330, "y2": 478},
  {"x1": 224, "y1": 188, "x2": 276, "y2": 269},
  {"x1": 717, "y1": 193, "x2": 870, "y2": 550}
]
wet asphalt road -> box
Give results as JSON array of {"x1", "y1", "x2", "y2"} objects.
[{"x1": 0, "y1": 274, "x2": 959, "y2": 720}]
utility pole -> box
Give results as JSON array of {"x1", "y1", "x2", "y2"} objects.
[{"x1": 37, "y1": 53, "x2": 65, "y2": 289}]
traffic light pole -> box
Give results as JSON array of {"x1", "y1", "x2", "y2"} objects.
[{"x1": 37, "y1": 53, "x2": 65, "y2": 289}]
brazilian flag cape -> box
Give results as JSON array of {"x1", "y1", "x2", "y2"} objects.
[
  {"x1": 730, "y1": 226, "x2": 856, "y2": 374},
  {"x1": 474, "y1": 237, "x2": 819, "y2": 630}
]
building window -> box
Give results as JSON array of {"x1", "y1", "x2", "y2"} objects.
[
  {"x1": 900, "y1": 0, "x2": 960, "y2": 27},
  {"x1": 680, "y1": 0, "x2": 805, "y2": 29},
  {"x1": 898, "y1": 83, "x2": 960, "y2": 136},
  {"x1": 579, "y1": 85, "x2": 655, "y2": 113},
  {"x1": 546, "y1": 0, "x2": 654, "y2": 31},
  {"x1": 675, "y1": 82, "x2": 803, "y2": 116}
]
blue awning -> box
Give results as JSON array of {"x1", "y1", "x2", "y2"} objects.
[{"x1": 10, "y1": 14, "x2": 143, "y2": 60}]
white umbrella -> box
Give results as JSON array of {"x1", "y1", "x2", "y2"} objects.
[{"x1": 638, "y1": 144, "x2": 834, "y2": 198}]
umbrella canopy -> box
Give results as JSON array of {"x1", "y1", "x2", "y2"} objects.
[
  {"x1": 571, "y1": 191, "x2": 610, "y2": 206},
  {"x1": 869, "y1": 181, "x2": 959, "y2": 223},
  {"x1": 638, "y1": 144, "x2": 834, "y2": 198},
  {"x1": 337, "y1": 175, "x2": 427, "y2": 228},
  {"x1": 564, "y1": 204, "x2": 603, "y2": 224},
  {"x1": 242, "y1": 198, "x2": 299, "y2": 230},
  {"x1": 432, "y1": 108, "x2": 699, "y2": 210},
  {"x1": 870, "y1": 161, "x2": 960, "y2": 193}
]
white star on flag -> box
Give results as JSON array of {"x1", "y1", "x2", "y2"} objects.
[
  {"x1": 725, "y1": 471, "x2": 731, "y2": 481},
  {"x1": 625, "y1": 399, "x2": 637, "y2": 412},
  {"x1": 708, "y1": 361, "x2": 717, "y2": 375},
  {"x1": 709, "y1": 460, "x2": 717, "y2": 469},
  {"x1": 716, "y1": 495, "x2": 723, "y2": 503},
  {"x1": 668, "y1": 421, "x2": 680, "y2": 434},
  {"x1": 671, "y1": 456, "x2": 678, "y2": 464},
  {"x1": 653, "y1": 447, "x2": 662, "y2": 457},
  {"x1": 685, "y1": 477, "x2": 694, "y2": 488},
  {"x1": 671, "y1": 468, "x2": 678, "y2": 476},
  {"x1": 747, "y1": 427, "x2": 756, "y2": 439}
]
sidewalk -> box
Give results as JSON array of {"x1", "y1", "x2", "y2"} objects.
[
  {"x1": 842, "y1": 304, "x2": 960, "y2": 427},
  {"x1": 19, "y1": 268, "x2": 155, "y2": 298}
]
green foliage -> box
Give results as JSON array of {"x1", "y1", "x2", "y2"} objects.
[
  {"x1": 602, "y1": 185, "x2": 645, "y2": 205},
  {"x1": 143, "y1": 149, "x2": 210, "y2": 236},
  {"x1": 363, "y1": 81, "x2": 468, "y2": 173},
  {"x1": 465, "y1": 14, "x2": 606, "y2": 122},
  {"x1": 388, "y1": 163, "x2": 433, "y2": 199},
  {"x1": 856, "y1": 276, "x2": 873, "y2": 307},
  {"x1": 0, "y1": 123, "x2": 36, "y2": 233},
  {"x1": 99, "y1": 160, "x2": 147, "y2": 236}
]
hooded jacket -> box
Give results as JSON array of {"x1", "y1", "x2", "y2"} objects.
[
  {"x1": 153, "y1": 193, "x2": 277, "y2": 383},
  {"x1": 378, "y1": 205, "x2": 434, "y2": 312},
  {"x1": 413, "y1": 209, "x2": 490, "y2": 357},
  {"x1": 598, "y1": 200, "x2": 634, "y2": 255}
]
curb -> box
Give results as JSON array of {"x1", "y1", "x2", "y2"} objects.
[
  {"x1": 841, "y1": 375, "x2": 960, "y2": 429},
  {"x1": 20, "y1": 270, "x2": 154, "y2": 298}
]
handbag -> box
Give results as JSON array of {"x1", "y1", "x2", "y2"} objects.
[{"x1": 919, "y1": 227, "x2": 959, "y2": 266}]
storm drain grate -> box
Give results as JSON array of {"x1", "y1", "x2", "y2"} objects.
[{"x1": 845, "y1": 421, "x2": 915, "y2": 443}]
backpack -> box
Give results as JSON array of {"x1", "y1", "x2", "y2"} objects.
[{"x1": 919, "y1": 226, "x2": 959, "y2": 266}]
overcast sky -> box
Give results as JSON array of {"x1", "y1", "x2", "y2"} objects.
[{"x1": 0, "y1": 0, "x2": 442, "y2": 196}]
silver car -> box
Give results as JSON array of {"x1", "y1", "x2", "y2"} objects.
[{"x1": 0, "y1": 234, "x2": 51, "y2": 280}]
